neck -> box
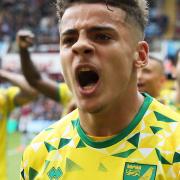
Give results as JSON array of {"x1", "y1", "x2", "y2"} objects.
[
  {"x1": 175, "y1": 83, "x2": 180, "y2": 104},
  {"x1": 78, "y1": 91, "x2": 144, "y2": 137}
]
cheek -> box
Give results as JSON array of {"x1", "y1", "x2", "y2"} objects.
[
  {"x1": 142, "y1": 74, "x2": 150, "y2": 82},
  {"x1": 60, "y1": 54, "x2": 72, "y2": 84},
  {"x1": 60, "y1": 59, "x2": 67, "y2": 78},
  {"x1": 151, "y1": 78, "x2": 159, "y2": 88},
  {"x1": 177, "y1": 65, "x2": 180, "y2": 76},
  {"x1": 60, "y1": 51, "x2": 71, "y2": 73}
]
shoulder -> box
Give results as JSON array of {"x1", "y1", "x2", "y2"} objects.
[
  {"x1": 58, "y1": 83, "x2": 70, "y2": 93},
  {"x1": 0, "y1": 86, "x2": 20, "y2": 95},
  {"x1": 0, "y1": 86, "x2": 20, "y2": 110},
  {"x1": 7, "y1": 86, "x2": 20, "y2": 93},
  {"x1": 5, "y1": 86, "x2": 20, "y2": 101},
  {"x1": 147, "y1": 97, "x2": 180, "y2": 146},
  {"x1": 30, "y1": 109, "x2": 78, "y2": 143},
  {"x1": 57, "y1": 83, "x2": 72, "y2": 106},
  {"x1": 143, "y1": 98, "x2": 180, "y2": 166},
  {"x1": 22, "y1": 109, "x2": 79, "y2": 164},
  {"x1": 149, "y1": 96, "x2": 180, "y2": 121}
]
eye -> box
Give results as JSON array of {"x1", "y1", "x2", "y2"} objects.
[
  {"x1": 93, "y1": 33, "x2": 111, "y2": 42},
  {"x1": 62, "y1": 37, "x2": 76, "y2": 46}
]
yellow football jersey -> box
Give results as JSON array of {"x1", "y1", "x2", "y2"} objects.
[
  {"x1": 158, "y1": 79, "x2": 175, "y2": 105},
  {"x1": 58, "y1": 83, "x2": 72, "y2": 116},
  {"x1": 0, "y1": 86, "x2": 20, "y2": 180},
  {"x1": 21, "y1": 94, "x2": 180, "y2": 180},
  {"x1": 159, "y1": 89, "x2": 180, "y2": 114},
  {"x1": 168, "y1": 101, "x2": 180, "y2": 114}
]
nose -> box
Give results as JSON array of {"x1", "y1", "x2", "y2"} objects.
[{"x1": 72, "y1": 35, "x2": 94, "y2": 55}]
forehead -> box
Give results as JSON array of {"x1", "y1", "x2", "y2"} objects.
[
  {"x1": 60, "y1": 3, "x2": 127, "y2": 33},
  {"x1": 143, "y1": 59, "x2": 161, "y2": 71},
  {"x1": 148, "y1": 59, "x2": 161, "y2": 67}
]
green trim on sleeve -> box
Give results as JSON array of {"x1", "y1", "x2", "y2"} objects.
[
  {"x1": 57, "y1": 83, "x2": 72, "y2": 107},
  {"x1": 57, "y1": 83, "x2": 61, "y2": 102},
  {"x1": 76, "y1": 93, "x2": 153, "y2": 149}
]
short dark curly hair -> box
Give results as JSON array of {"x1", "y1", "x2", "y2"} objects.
[{"x1": 56, "y1": 0, "x2": 149, "y2": 33}]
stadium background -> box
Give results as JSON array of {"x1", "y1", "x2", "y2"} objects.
[{"x1": 0, "y1": 0, "x2": 180, "y2": 179}]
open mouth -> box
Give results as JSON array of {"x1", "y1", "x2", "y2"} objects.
[
  {"x1": 76, "y1": 67, "x2": 99, "y2": 90},
  {"x1": 137, "y1": 83, "x2": 145, "y2": 90}
]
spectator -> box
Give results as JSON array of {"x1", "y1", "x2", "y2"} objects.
[
  {"x1": 167, "y1": 49, "x2": 180, "y2": 113},
  {"x1": 0, "y1": 73, "x2": 38, "y2": 179},
  {"x1": 137, "y1": 55, "x2": 166, "y2": 100},
  {"x1": 16, "y1": 29, "x2": 74, "y2": 116}
]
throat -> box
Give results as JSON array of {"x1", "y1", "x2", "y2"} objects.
[
  {"x1": 78, "y1": 109, "x2": 132, "y2": 137},
  {"x1": 78, "y1": 92, "x2": 145, "y2": 137}
]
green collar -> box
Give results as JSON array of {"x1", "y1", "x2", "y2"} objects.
[{"x1": 76, "y1": 93, "x2": 153, "y2": 148}]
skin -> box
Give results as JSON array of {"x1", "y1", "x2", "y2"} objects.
[
  {"x1": 16, "y1": 31, "x2": 60, "y2": 102},
  {"x1": 175, "y1": 52, "x2": 180, "y2": 103},
  {"x1": 60, "y1": 3, "x2": 148, "y2": 136},
  {"x1": 176, "y1": 53, "x2": 180, "y2": 85},
  {"x1": 0, "y1": 69, "x2": 38, "y2": 105},
  {"x1": 137, "y1": 58, "x2": 166, "y2": 98}
]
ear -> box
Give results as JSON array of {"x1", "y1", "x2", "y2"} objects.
[{"x1": 134, "y1": 41, "x2": 149, "y2": 68}]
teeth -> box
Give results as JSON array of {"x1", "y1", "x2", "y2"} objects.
[
  {"x1": 79, "y1": 67, "x2": 91, "y2": 72},
  {"x1": 83, "y1": 83, "x2": 94, "y2": 90}
]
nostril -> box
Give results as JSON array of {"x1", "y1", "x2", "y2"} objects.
[
  {"x1": 72, "y1": 41, "x2": 94, "y2": 55},
  {"x1": 84, "y1": 49, "x2": 92, "y2": 54}
]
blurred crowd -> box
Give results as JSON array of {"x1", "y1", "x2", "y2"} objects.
[
  {"x1": 0, "y1": 0, "x2": 179, "y2": 54},
  {"x1": 0, "y1": 0, "x2": 58, "y2": 45},
  {"x1": 146, "y1": 0, "x2": 169, "y2": 38},
  {"x1": 1, "y1": 1, "x2": 179, "y2": 44}
]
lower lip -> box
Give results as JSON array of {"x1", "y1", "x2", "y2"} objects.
[
  {"x1": 138, "y1": 85, "x2": 145, "y2": 90},
  {"x1": 78, "y1": 82, "x2": 100, "y2": 96}
]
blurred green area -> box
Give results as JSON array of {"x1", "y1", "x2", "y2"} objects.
[{"x1": 7, "y1": 132, "x2": 22, "y2": 180}]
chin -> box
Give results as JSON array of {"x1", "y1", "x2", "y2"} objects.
[{"x1": 78, "y1": 102, "x2": 103, "y2": 114}]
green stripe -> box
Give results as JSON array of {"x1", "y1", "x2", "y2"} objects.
[
  {"x1": 56, "y1": 83, "x2": 61, "y2": 102},
  {"x1": 173, "y1": 152, "x2": 180, "y2": 163},
  {"x1": 29, "y1": 167, "x2": 38, "y2": 180},
  {"x1": 77, "y1": 93, "x2": 153, "y2": 148}
]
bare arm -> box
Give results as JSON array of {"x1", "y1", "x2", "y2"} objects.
[
  {"x1": 0, "y1": 69, "x2": 38, "y2": 96},
  {"x1": 17, "y1": 30, "x2": 60, "y2": 102},
  {"x1": 14, "y1": 90, "x2": 37, "y2": 106}
]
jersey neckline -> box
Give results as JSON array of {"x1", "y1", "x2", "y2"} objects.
[{"x1": 76, "y1": 93, "x2": 153, "y2": 149}]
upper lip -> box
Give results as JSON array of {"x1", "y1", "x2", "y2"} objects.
[
  {"x1": 137, "y1": 82, "x2": 145, "y2": 88},
  {"x1": 75, "y1": 63, "x2": 100, "y2": 85}
]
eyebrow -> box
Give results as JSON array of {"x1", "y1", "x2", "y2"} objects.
[
  {"x1": 61, "y1": 26, "x2": 116, "y2": 36},
  {"x1": 61, "y1": 29, "x2": 77, "y2": 36},
  {"x1": 88, "y1": 26, "x2": 116, "y2": 33}
]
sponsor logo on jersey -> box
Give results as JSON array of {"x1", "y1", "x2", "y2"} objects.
[{"x1": 123, "y1": 162, "x2": 157, "y2": 180}]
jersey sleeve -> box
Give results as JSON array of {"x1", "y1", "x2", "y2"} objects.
[
  {"x1": 57, "y1": 83, "x2": 72, "y2": 108},
  {"x1": 6, "y1": 86, "x2": 20, "y2": 112}
]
